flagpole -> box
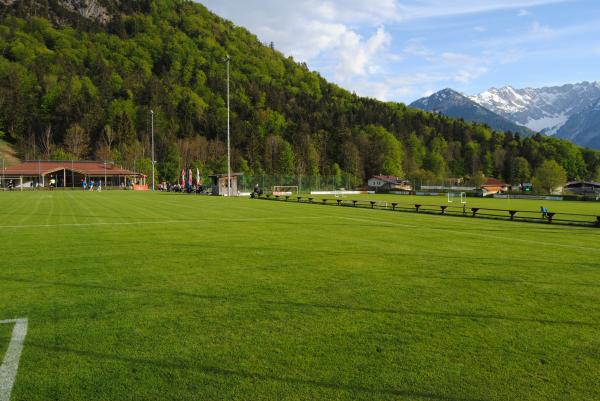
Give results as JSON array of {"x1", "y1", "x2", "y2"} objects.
[
  {"x1": 226, "y1": 54, "x2": 231, "y2": 197},
  {"x1": 150, "y1": 109, "x2": 155, "y2": 192}
]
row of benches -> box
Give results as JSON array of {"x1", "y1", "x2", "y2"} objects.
[{"x1": 260, "y1": 194, "x2": 600, "y2": 227}]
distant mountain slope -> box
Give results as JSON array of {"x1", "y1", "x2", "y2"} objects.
[
  {"x1": 410, "y1": 89, "x2": 534, "y2": 136},
  {"x1": 469, "y1": 82, "x2": 600, "y2": 136},
  {"x1": 556, "y1": 98, "x2": 600, "y2": 149}
]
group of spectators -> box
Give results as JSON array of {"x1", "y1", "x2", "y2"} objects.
[{"x1": 158, "y1": 182, "x2": 205, "y2": 194}]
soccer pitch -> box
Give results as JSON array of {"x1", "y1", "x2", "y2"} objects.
[{"x1": 1, "y1": 191, "x2": 599, "y2": 401}]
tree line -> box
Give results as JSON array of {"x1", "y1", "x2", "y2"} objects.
[{"x1": 0, "y1": 0, "x2": 599, "y2": 186}]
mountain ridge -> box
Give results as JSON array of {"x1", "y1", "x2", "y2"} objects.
[
  {"x1": 469, "y1": 81, "x2": 600, "y2": 146},
  {"x1": 410, "y1": 89, "x2": 534, "y2": 137}
]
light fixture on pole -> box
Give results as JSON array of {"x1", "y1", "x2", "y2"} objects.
[
  {"x1": 225, "y1": 54, "x2": 231, "y2": 197},
  {"x1": 150, "y1": 109, "x2": 155, "y2": 192}
]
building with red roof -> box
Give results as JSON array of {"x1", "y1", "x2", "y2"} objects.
[
  {"x1": 1, "y1": 160, "x2": 146, "y2": 190},
  {"x1": 481, "y1": 178, "x2": 508, "y2": 194}
]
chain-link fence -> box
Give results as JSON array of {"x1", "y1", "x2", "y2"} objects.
[{"x1": 238, "y1": 175, "x2": 358, "y2": 193}]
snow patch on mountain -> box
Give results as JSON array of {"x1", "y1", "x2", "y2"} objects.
[{"x1": 527, "y1": 113, "x2": 568, "y2": 135}]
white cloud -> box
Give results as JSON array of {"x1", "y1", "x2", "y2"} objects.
[
  {"x1": 392, "y1": 0, "x2": 569, "y2": 21},
  {"x1": 198, "y1": 0, "x2": 578, "y2": 101},
  {"x1": 335, "y1": 26, "x2": 391, "y2": 80},
  {"x1": 517, "y1": 9, "x2": 531, "y2": 16},
  {"x1": 200, "y1": 0, "x2": 570, "y2": 64}
]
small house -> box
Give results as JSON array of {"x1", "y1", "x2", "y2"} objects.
[
  {"x1": 481, "y1": 178, "x2": 508, "y2": 195},
  {"x1": 209, "y1": 173, "x2": 243, "y2": 196},
  {"x1": 368, "y1": 175, "x2": 412, "y2": 191},
  {"x1": 564, "y1": 181, "x2": 600, "y2": 195}
]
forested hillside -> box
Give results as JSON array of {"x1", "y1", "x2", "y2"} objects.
[{"x1": 1, "y1": 0, "x2": 599, "y2": 184}]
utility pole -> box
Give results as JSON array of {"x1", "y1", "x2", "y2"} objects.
[
  {"x1": 150, "y1": 109, "x2": 155, "y2": 192},
  {"x1": 226, "y1": 54, "x2": 231, "y2": 196}
]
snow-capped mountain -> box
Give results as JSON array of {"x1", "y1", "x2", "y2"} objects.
[
  {"x1": 469, "y1": 81, "x2": 600, "y2": 136},
  {"x1": 410, "y1": 89, "x2": 534, "y2": 136}
]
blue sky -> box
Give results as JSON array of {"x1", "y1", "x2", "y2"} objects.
[{"x1": 200, "y1": 0, "x2": 600, "y2": 103}]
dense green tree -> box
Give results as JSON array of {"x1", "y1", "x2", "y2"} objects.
[
  {"x1": 533, "y1": 160, "x2": 567, "y2": 194},
  {"x1": 510, "y1": 157, "x2": 531, "y2": 183},
  {"x1": 361, "y1": 125, "x2": 403, "y2": 177}
]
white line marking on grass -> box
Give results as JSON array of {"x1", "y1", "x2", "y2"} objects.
[
  {"x1": 0, "y1": 318, "x2": 28, "y2": 401},
  {"x1": 0, "y1": 216, "x2": 322, "y2": 230}
]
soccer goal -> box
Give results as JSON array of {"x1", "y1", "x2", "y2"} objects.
[
  {"x1": 448, "y1": 192, "x2": 467, "y2": 204},
  {"x1": 272, "y1": 186, "x2": 299, "y2": 196}
]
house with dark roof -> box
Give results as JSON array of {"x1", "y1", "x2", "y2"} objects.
[
  {"x1": 1, "y1": 160, "x2": 146, "y2": 190},
  {"x1": 564, "y1": 181, "x2": 600, "y2": 195},
  {"x1": 367, "y1": 175, "x2": 412, "y2": 191}
]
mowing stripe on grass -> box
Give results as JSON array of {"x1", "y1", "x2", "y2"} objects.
[
  {"x1": 0, "y1": 216, "x2": 322, "y2": 230},
  {"x1": 334, "y1": 214, "x2": 600, "y2": 253},
  {"x1": 0, "y1": 318, "x2": 28, "y2": 401}
]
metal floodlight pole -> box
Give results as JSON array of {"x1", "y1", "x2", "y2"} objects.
[
  {"x1": 150, "y1": 109, "x2": 155, "y2": 192},
  {"x1": 226, "y1": 54, "x2": 231, "y2": 197}
]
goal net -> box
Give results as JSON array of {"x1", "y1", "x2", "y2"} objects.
[
  {"x1": 448, "y1": 192, "x2": 467, "y2": 204},
  {"x1": 272, "y1": 186, "x2": 299, "y2": 196}
]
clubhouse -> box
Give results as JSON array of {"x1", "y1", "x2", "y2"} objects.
[{"x1": 1, "y1": 160, "x2": 147, "y2": 190}]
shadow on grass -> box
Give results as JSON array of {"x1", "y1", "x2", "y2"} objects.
[
  {"x1": 1, "y1": 276, "x2": 598, "y2": 327},
  {"x1": 26, "y1": 342, "x2": 485, "y2": 401}
]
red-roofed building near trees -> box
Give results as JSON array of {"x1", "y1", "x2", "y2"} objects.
[
  {"x1": 1, "y1": 160, "x2": 146, "y2": 190},
  {"x1": 481, "y1": 178, "x2": 508, "y2": 194}
]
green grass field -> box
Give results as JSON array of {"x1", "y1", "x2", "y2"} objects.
[{"x1": 1, "y1": 191, "x2": 599, "y2": 400}]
